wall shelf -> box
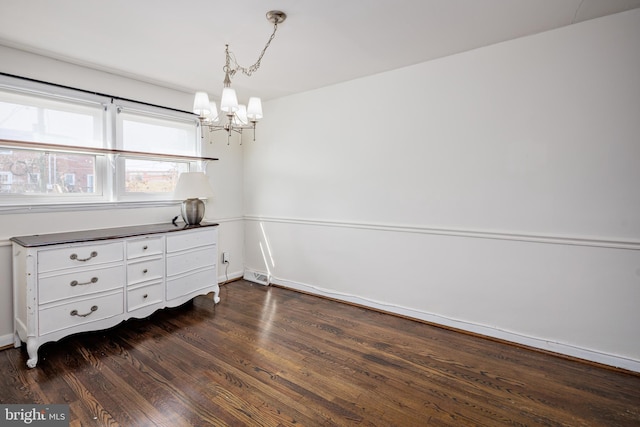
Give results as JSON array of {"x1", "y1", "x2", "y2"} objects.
[{"x1": 0, "y1": 138, "x2": 219, "y2": 162}]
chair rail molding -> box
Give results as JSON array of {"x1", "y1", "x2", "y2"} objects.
[{"x1": 244, "y1": 215, "x2": 640, "y2": 251}]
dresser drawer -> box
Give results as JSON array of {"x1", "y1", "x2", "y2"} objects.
[
  {"x1": 166, "y1": 267, "x2": 216, "y2": 301},
  {"x1": 39, "y1": 291, "x2": 124, "y2": 336},
  {"x1": 127, "y1": 257, "x2": 163, "y2": 286},
  {"x1": 38, "y1": 242, "x2": 124, "y2": 273},
  {"x1": 38, "y1": 265, "x2": 125, "y2": 304},
  {"x1": 127, "y1": 282, "x2": 164, "y2": 312},
  {"x1": 127, "y1": 236, "x2": 164, "y2": 260},
  {"x1": 166, "y1": 228, "x2": 217, "y2": 253},
  {"x1": 166, "y1": 245, "x2": 216, "y2": 277}
]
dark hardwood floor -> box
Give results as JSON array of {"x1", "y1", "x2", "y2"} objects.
[{"x1": 1, "y1": 280, "x2": 639, "y2": 426}]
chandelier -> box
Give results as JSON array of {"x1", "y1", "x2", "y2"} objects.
[{"x1": 193, "y1": 10, "x2": 287, "y2": 144}]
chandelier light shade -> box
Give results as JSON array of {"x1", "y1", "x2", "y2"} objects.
[
  {"x1": 174, "y1": 172, "x2": 215, "y2": 225},
  {"x1": 193, "y1": 92, "x2": 212, "y2": 117},
  {"x1": 208, "y1": 102, "x2": 219, "y2": 123},
  {"x1": 234, "y1": 105, "x2": 248, "y2": 126},
  {"x1": 193, "y1": 10, "x2": 286, "y2": 144},
  {"x1": 220, "y1": 87, "x2": 239, "y2": 113},
  {"x1": 247, "y1": 97, "x2": 263, "y2": 121}
]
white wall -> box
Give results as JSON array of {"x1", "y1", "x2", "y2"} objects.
[
  {"x1": 201, "y1": 129, "x2": 245, "y2": 283},
  {"x1": 244, "y1": 9, "x2": 640, "y2": 371},
  {"x1": 0, "y1": 46, "x2": 245, "y2": 346}
]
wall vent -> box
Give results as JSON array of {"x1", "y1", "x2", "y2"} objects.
[{"x1": 243, "y1": 270, "x2": 270, "y2": 286}]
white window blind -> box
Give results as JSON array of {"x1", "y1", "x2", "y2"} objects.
[{"x1": 0, "y1": 87, "x2": 107, "y2": 148}]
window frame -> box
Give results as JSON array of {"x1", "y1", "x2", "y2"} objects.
[{"x1": 0, "y1": 74, "x2": 215, "y2": 211}]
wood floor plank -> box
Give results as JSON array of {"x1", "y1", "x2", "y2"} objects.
[
  {"x1": 1, "y1": 280, "x2": 639, "y2": 426},
  {"x1": 118, "y1": 324, "x2": 307, "y2": 426},
  {"x1": 151, "y1": 314, "x2": 353, "y2": 426}
]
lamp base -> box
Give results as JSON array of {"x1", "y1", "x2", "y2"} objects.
[{"x1": 181, "y1": 198, "x2": 205, "y2": 225}]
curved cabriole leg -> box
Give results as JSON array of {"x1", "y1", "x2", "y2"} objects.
[
  {"x1": 213, "y1": 287, "x2": 221, "y2": 304},
  {"x1": 26, "y1": 337, "x2": 38, "y2": 368}
]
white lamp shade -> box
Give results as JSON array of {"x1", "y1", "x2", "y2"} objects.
[
  {"x1": 208, "y1": 101, "x2": 220, "y2": 122},
  {"x1": 193, "y1": 92, "x2": 211, "y2": 117},
  {"x1": 247, "y1": 97, "x2": 263, "y2": 121},
  {"x1": 234, "y1": 105, "x2": 248, "y2": 125},
  {"x1": 174, "y1": 172, "x2": 214, "y2": 200},
  {"x1": 220, "y1": 87, "x2": 239, "y2": 113}
]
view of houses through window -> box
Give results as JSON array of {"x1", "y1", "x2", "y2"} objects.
[
  {"x1": 0, "y1": 148, "x2": 97, "y2": 194},
  {"x1": 121, "y1": 158, "x2": 188, "y2": 194}
]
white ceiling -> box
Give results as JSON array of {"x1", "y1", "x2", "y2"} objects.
[{"x1": 1, "y1": 0, "x2": 639, "y2": 103}]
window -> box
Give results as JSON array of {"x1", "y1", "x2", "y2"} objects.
[
  {"x1": 114, "y1": 101, "x2": 199, "y2": 200},
  {"x1": 0, "y1": 171, "x2": 12, "y2": 191},
  {"x1": 0, "y1": 75, "x2": 202, "y2": 207},
  {"x1": 118, "y1": 157, "x2": 191, "y2": 199},
  {"x1": 0, "y1": 148, "x2": 102, "y2": 197}
]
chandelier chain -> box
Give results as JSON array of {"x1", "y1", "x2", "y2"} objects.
[{"x1": 226, "y1": 22, "x2": 280, "y2": 79}]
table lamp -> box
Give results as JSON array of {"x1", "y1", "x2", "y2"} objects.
[{"x1": 174, "y1": 172, "x2": 214, "y2": 225}]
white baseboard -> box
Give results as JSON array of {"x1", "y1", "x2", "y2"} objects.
[
  {"x1": 269, "y1": 276, "x2": 640, "y2": 373},
  {"x1": 218, "y1": 270, "x2": 244, "y2": 284},
  {"x1": 0, "y1": 333, "x2": 15, "y2": 349}
]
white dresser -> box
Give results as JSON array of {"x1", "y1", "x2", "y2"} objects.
[{"x1": 11, "y1": 222, "x2": 219, "y2": 368}]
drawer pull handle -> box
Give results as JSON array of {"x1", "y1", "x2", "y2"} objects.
[
  {"x1": 70, "y1": 277, "x2": 98, "y2": 287},
  {"x1": 70, "y1": 305, "x2": 98, "y2": 317},
  {"x1": 143, "y1": 245, "x2": 148, "y2": 250},
  {"x1": 143, "y1": 294, "x2": 148, "y2": 299},
  {"x1": 70, "y1": 251, "x2": 98, "y2": 262},
  {"x1": 143, "y1": 269, "x2": 148, "y2": 274}
]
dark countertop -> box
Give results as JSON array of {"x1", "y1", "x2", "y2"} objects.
[{"x1": 10, "y1": 222, "x2": 219, "y2": 247}]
